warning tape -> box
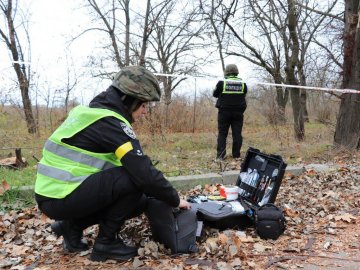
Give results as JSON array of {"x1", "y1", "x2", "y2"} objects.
[
  {"x1": 154, "y1": 73, "x2": 359, "y2": 94},
  {"x1": 5, "y1": 61, "x2": 360, "y2": 94}
]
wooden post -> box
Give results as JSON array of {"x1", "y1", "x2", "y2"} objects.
[
  {"x1": 15, "y1": 148, "x2": 27, "y2": 168},
  {"x1": 192, "y1": 78, "x2": 197, "y2": 133}
]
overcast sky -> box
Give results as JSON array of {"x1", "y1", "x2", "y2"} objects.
[{"x1": 1, "y1": 0, "x2": 253, "y2": 105}]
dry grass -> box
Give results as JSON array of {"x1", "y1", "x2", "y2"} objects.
[{"x1": 0, "y1": 93, "x2": 358, "y2": 188}]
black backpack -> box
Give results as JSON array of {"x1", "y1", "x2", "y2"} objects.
[
  {"x1": 255, "y1": 203, "x2": 286, "y2": 240},
  {"x1": 145, "y1": 198, "x2": 198, "y2": 254}
]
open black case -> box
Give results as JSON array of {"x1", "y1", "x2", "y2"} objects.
[
  {"x1": 236, "y1": 147, "x2": 287, "y2": 212},
  {"x1": 190, "y1": 147, "x2": 287, "y2": 230}
]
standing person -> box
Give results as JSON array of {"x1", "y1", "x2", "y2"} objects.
[
  {"x1": 213, "y1": 64, "x2": 248, "y2": 160},
  {"x1": 34, "y1": 66, "x2": 191, "y2": 262}
]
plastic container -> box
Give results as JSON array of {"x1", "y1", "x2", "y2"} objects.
[{"x1": 224, "y1": 185, "x2": 239, "y2": 201}]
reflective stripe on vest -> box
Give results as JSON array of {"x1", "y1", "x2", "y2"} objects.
[
  {"x1": 37, "y1": 163, "x2": 89, "y2": 183},
  {"x1": 35, "y1": 105, "x2": 130, "y2": 198},
  {"x1": 223, "y1": 77, "x2": 245, "y2": 94},
  {"x1": 44, "y1": 140, "x2": 116, "y2": 171}
]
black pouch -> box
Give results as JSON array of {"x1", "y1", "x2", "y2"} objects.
[
  {"x1": 255, "y1": 203, "x2": 286, "y2": 240},
  {"x1": 145, "y1": 198, "x2": 198, "y2": 254}
]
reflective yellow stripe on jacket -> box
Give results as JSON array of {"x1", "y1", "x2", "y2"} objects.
[{"x1": 35, "y1": 105, "x2": 132, "y2": 198}]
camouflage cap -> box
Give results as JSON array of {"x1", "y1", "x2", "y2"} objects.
[
  {"x1": 112, "y1": 66, "x2": 161, "y2": 101},
  {"x1": 225, "y1": 64, "x2": 239, "y2": 76}
]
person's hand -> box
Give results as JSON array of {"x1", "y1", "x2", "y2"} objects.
[{"x1": 178, "y1": 199, "x2": 191, "y2": 210}]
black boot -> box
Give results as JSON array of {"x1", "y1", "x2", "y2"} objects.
[
  {"x1": 51, "y1": 220, "x2": 89, "y2": 252},
  {"x1": 90, "y1": 236, "x2": 138, "y2": 262}
]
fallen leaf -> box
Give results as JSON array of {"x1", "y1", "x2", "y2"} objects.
[
  {"x1": 284, "y1": 207, "x2": 298, "y2": 218},
  {"x1": 11, "y1": 245, "x2": 29, "y2": 256},
  {"x1": 206, "y1": 237, "x2": 218, "y2": 252},
  {"x1": 228, "y1": 244, "x2": 238, "y2": 257},
  {"x1": 334, "y1": 213, "x2": 357, "y2": 223},
  {"x1": 218, "y1": 233, "x2": 228, "y2": 245},
  {"x1": 253, "y1": 243, "x2": 272, "y2": 252},
  {"x1": 306, "y1": 169, "x2": 317, "y2": 176},
  {"x1": 238, "y1": 235, "x2": 254, "y2": 243},
  {"x1": 0, "y1": 179, "x2": 10, "y2": 195},
  {"x1": 338, "y1": 166, "x2": 350, "y2": 172},
  {"x1": 230, "y1": 258, "x2": 242, "y2": 267},
  {"x1": 233, "y1": 235, "x2": 242, "y2": 249},
  {"x1": 41, "y1": 213, "x2": 50, "y2": 222},
  {"x1": 132, "y1": 257, "x2": 144, "y2": 268}
]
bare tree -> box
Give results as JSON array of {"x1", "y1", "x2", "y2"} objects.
[
  {"x1": 81, "y1": 0, "x2": 127, "y2": 68},
  {"x1": 132, "y1": 0, "x2": 171, "y2": 67},
  {"x1": 0, "y1": 0, "x2": 37, "y2": 133},
  {"x1": 219, "y1": 0, "x2": 339, "y2": 140},
  {"x1": 63, "y1": 54, "x2": 78, "y2": 114},
  {"x1": 146, "y1": 0, "x2": 207, "y2": 126},
  {"x1": 221, "y1": 0, "x2": 290, "y2": 123},
  {"x1": 334, "y1": 0, "x2": 360, "y2": 149},
  {"x1": 80, "y1": 0, "x2": 170, "y2": 71},
  {"x1": 199, "y1": 0, "x2": 237, "y2": 71}
]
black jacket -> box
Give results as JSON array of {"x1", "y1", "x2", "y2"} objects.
[
  {"x1": 213, "y1": 78, "x2": 247, "y2": 111},
  {"x1": 37, "y1": 86, "x2": 180, "y2": 207}
]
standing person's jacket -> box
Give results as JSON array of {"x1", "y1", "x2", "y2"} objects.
[
  {"x1": 35, "y1": 86, "x2": 180, "y2": 207},
  {"x1": 213, "y1": 76, "x2": 247, "y2": 111}
]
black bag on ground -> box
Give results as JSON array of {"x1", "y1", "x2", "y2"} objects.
[
  {"x1": 255, "y1": 203, "x2": 286, "y2": 240},
  {"x1": 145, "y1": 198, "x2": 198, "y2": 254}
]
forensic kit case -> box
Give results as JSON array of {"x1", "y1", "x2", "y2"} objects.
[
  {"x1": 190, "y1": 147, "x2": 287, "y2": 231},
  {"x1": 236, "y1": 147, "x2": 287, "y2": 210}
]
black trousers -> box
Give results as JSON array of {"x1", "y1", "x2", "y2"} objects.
[
  {"x1": 217, "y1": 110, "x2": 244, "y2": 159},
  {"x1": 37, "y1": 167, "x2": 147, "y2": 239}
]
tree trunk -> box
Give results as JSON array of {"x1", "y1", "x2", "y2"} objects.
[
  {"x1": 0, "y1": 0, "x2": 37, "y2": 134},
  {"x1": 124, "y1": 0, "x2": 130, "y2": 66},
  {"x1": 290, "y1": 88, "x2": 305, "y2": 141},
  {"x1": 300, "y1": 90, "x2": 309, "y2": 122},
  {"x1": 162, "y1": 78, "x2": 172, "y2": 128},
  {"x1": 275, "y1": 86, "x2": 288, "y2": 123},
  {"x1": 139, "y1": 0, "x2": 151, "y2": 66},
  {"x1": 334, "y1": 94, "x2": 360, "y2": 148},
  {"x1": 287, "y1": 0, "x2": 305, "y2": 141},
  {"x1": 20, "y1": 81, "x2": 37, "y2": 134},
  {"x1": 334, "y1": 0, "x2": 360, "y2": 149}
]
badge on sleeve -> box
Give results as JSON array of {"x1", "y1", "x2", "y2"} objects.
[{"x1": 120, "y1": 122, "x2": 136, "y2": 139}]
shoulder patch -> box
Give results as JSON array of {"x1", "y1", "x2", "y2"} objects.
[{"x1": 120, "y1": 122, "x2": 136, "y2": 139}]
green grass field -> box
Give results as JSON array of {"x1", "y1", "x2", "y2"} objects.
[{"x1": 0, "y1": 121, "x2": 348, "y2": 188}]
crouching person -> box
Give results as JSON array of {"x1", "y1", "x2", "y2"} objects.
[{"x1": 34, "y1": 66, "x2": 190, "y2": 262}]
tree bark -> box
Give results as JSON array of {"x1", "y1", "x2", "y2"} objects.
[
  {"x1": 139, "y1": 0, "x2": 150, "y2": 66},
  {"x1": 334, "y1": 0, "x2": 360, "y2": 149},
  {"x1": 124, "y1": 0, "x2": 130, "y2": 66},
  {"x1": 287, "y1": 0, "x2": 305, "y2": 141},
  {"x1": 0, "y1": 0, "x2": 37, "y2": 134}
]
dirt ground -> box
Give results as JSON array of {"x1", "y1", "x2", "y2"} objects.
[{"x1": 0, "y1": 159, "x2": 359, "y2": 270}]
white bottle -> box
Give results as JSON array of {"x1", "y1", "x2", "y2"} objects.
[{"x1": 259, "y1": 182, "x2": 274, "y2": 206}]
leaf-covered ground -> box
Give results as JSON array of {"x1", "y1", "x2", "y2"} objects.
[{"x1": 1, "y1": 157, "x2": 359, "y2": 270}]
